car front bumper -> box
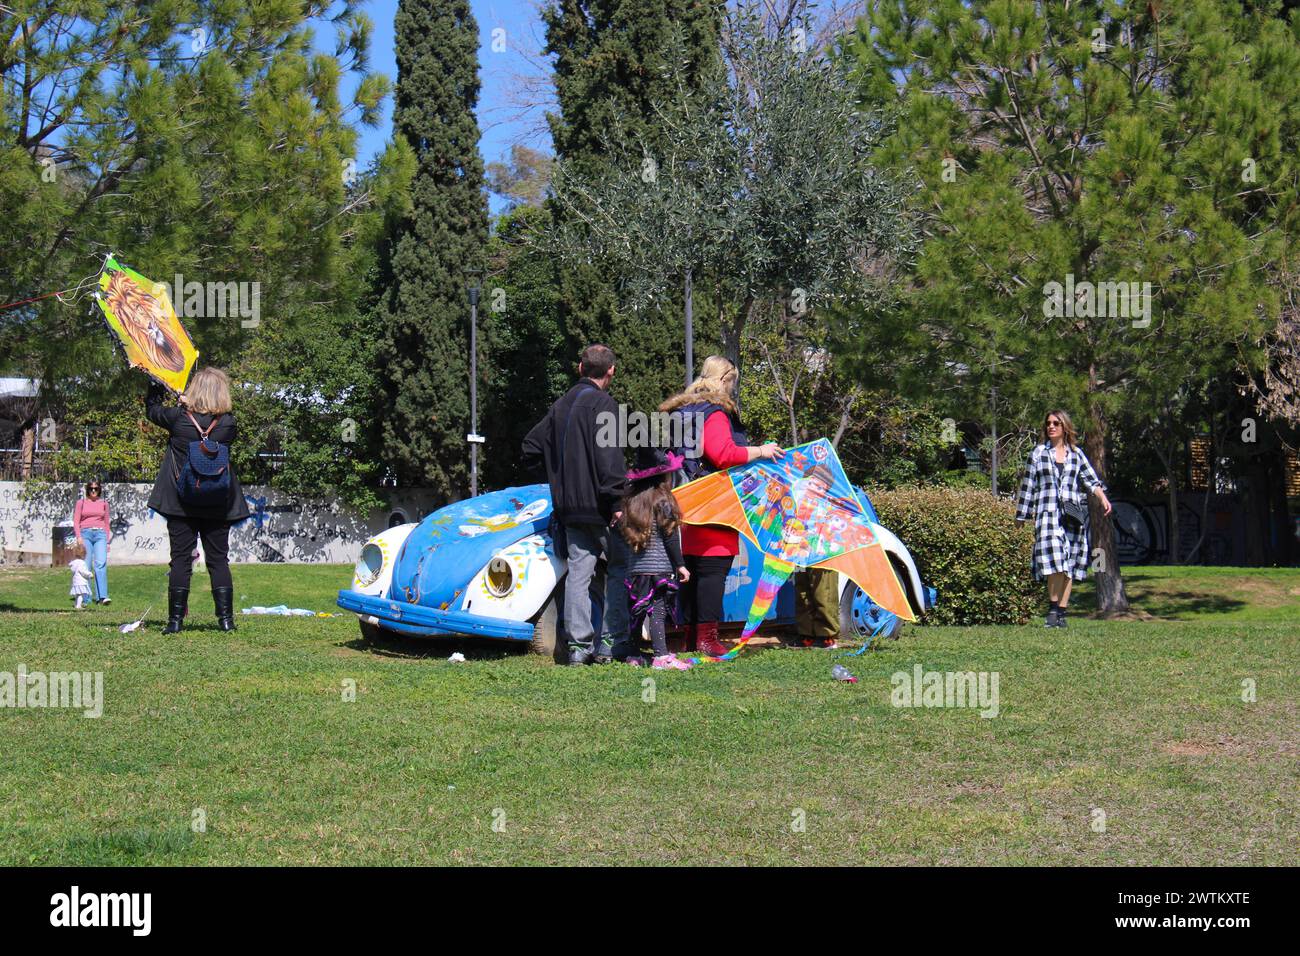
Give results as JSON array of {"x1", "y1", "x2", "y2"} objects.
[{"x1": 336, "y1": 589, "x2": 535, "y2": 641}]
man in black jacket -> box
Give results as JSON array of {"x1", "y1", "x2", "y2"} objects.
[{"x1": 522, "y1": 345, "x2": 630, "y2": 665}]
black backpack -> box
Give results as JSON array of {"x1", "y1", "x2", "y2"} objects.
[{"x1": 669, "y1": 402, "x2": 748, "y2": 484}]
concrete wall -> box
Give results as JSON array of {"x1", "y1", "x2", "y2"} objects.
[{"x1": 0, "y1": 481, "x2": 440, "y2": 566}]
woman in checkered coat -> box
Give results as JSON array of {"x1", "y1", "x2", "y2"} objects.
[{"x1": 1015, "y1": 410, "x2": 1113, "y2": 628}]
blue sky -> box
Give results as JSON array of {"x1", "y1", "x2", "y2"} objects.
[{"x1": 341, "y1": 0, "x2": 554, "y2": 209}]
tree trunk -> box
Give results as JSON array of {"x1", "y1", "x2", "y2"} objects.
[
  {"x1": 19, "y1": 424, "x2": 34, "y2": 480},
  {"x1": 722, "y1": 295, "x2": 757, "y2": 372},
  {"x1": 1240, "y1": 460, "x2": 1266, "y2": 566},
  {"x1": 1184, "y1": 486, "x2": 1213, "y2": 565},
  {"x1": 722, "y1": 296, "x2": 756, "y2": 419},
  {"x1": 721, "y1": 306, "x2": 743, "y2": 371},
  {"x1": 1185, "y1": 396, "x2": 1224, "y2": 565},
  {"x1": 1166, "y1": 437, "x2": 1180, "y2": 565},
  {"x1": 990, "y1": 382, "x2": 999, "y2": 495},
  {"x1": 1084, "y1": 391, "x2": 1131, "y2": 614},
  {"x1": 1268, "y1": 449, "x2": 1295, "y2": 567},
  {"x1": 831, "y1": 386, "x2": 859, "y2": 448}
]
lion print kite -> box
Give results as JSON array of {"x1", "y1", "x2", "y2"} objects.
[{"x1": 95, "y1": 256, "x2": 197, "y2": 393}]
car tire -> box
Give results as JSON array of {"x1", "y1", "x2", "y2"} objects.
[
  {"x1": 528, "y1": 583, "x2": 566, "y2": 664},
  {"x1": 839, "y1": 584, "x2": 903, "y2": 645}
]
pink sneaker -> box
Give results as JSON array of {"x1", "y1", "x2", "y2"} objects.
[{"x1": 652, "y1": 654, "x2": 693, "y2": 671}]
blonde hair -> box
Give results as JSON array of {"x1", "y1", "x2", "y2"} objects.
[
  {"x1": 688, "y1": 355, "x2": 738, "y2": 396},
  {"x1": 71, "y1": 539, "x2": 86, "y2": 559},
  {"x1": 659, "y1": 354, "x2": 740, "y2": 415},
  {"x1": 183, "y1": 367, "x2": 233, "y2": 415},
  {"x1": 1043, "y1": 409, "x2": 1078, "y2": 448}
]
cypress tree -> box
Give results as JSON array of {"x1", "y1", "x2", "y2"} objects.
[
  {"x1": 545, "y1": 1, "x2": 723, "y2": 175},
  {"x1": 379, "y1": 0, "x2": 489, "y2": 497},
  {"x1": 542, "y1": 1, "x2": 724, "y2": 412}
]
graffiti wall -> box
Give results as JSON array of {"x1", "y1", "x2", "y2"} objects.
[
  {"x1": 1112, "y1": 494, "x2": 1259, "y2": 566},
  {"x1": 0, "y1": 482, "x2": 440, "y2": 566}
]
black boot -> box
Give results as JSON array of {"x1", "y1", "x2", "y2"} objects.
[
  {"x1": 163, "y1": 587, "x2": 188, "y2": 634},
  {"x1": 213, "y1": 586, "x2": 236, "y2": 631}
]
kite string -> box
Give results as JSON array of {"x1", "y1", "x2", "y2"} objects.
[
  {"x1": 0, "y1": 262, "x2": 105, "y2": 314},
  {"x1": 0, "y1": 287, "x2": 76, "y2": 313}
]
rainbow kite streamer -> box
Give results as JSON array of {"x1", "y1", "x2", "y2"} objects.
[{"x1": 674, "y1": 438, "x2": 915, "y2": 661}]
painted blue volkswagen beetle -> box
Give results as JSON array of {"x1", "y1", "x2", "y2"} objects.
[{"x1": 336, "y1": 484, "x2": 935, "y2": 659}]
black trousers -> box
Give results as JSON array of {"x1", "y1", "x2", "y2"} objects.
[
  {"x1": 167, "y1": 516, "x2": 233, "y2": 590},
  {"x1": 683, "y1": 554, "x2": 733, "y2": 625},
  {"x1": 627, "y1": 573, "x2": 678, "y2": 656}
]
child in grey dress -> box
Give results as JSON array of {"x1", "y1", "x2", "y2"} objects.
[{"x1": 619, "y1": 449, "x2": 692, "y2": 669}]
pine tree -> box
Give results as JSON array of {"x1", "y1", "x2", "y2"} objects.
[
  {"x1": 378, "y1": 0, "x2": 489, "y2": 497},
  {"x1": 1, "y1": 1, "x2": 389, "y2": 381},
  {"x1": 844, "y1": 0, "x2": 1298, "y2": 611}
]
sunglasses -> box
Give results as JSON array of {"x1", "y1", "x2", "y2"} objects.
[
  {"x1": 1046, "y1": 421, "x2": 1062, "y2": 428},
  {"x1": 88, "y1": 486, "x2": 101, "y2": 493}
]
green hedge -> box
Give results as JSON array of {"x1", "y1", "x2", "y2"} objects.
[{"x1": 869, "y1": 486, "x2": 1039, "y2": 626}]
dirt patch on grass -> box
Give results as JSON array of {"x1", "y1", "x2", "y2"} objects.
[
  {"x1": 1164, "y1": 740, "x2": 1216, "y2": 756},
  {"x1": 1221, "y1": 577, "x2": 1294, "y2": 604},
  {"x1": 946, "y1": 780, "x2": 1005, "y2": 798},
  {"x1": 1093, "y1": 609, "x2": 1165, "y2": 622},
  {"x1": 1162, "y1": 730, "x2": 1297, "y2": 760}
]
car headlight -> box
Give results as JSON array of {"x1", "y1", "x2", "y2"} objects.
[
  {"x1": 354, "y1": 542, "x2": 384, "y2": 588},
  {"x1": 485, "y1": 556, "x2": 513, "y2": 597}
]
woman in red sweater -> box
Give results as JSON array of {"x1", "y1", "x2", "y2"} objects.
[
  {"x1": 659, "y1": 356, "x2": 780, "y2": 657},
  {"x1": 73, "y1": 480, "x2": 111, "y2": 604}
]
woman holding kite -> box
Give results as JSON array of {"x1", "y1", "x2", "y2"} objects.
[
  {"x1": 660, "y1": 356, "x2": 781, "y2": 658},
  {"x1": 1015, "y1": 409, "x2": 1113, "y2": 628},
  {"x1": 145, "y1": 368, "x2": 250, "y2": 633}
]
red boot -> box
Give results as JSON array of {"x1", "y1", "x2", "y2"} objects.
[{"x1": 696, "y1": 621, "x2": 729, "y2": 658}]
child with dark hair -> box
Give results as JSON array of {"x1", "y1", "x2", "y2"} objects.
[{"x1": 619, "y1": 449, "x2": 692, "y2": 670}]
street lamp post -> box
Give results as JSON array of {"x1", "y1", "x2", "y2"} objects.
[{"x1": 466, "y1": 269, "x2": 483, "y2": 498}]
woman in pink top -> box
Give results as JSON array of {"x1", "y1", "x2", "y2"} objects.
[{"x1": 73, "y1": 480, "x2": 111, "y2": 604}]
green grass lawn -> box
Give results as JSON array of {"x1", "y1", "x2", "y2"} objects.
[{"x1": 0, "y1": 561, "x2": 1295, "y2": 865}]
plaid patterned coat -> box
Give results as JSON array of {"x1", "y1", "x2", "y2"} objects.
[{"x1": 1015, "y1": 442, "x2": 1106, "y2": 580}]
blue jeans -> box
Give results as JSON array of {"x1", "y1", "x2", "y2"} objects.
[
  {"x1": 563, "y1": 522, "x2": 631, "y2": 658},
  {"x1": 81, "y1": 528, "x2": 109, "y2": 600},
  {"x1": 597, "y1": 530, "x2": 631, "y2": 658}
]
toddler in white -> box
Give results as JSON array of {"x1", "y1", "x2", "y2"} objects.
[{"x1": 69, "y1": 541, "x2": 93, "y2": 609}]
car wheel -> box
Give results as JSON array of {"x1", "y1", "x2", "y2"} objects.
[
  {"x1": 358, "y1": 619, "x2": 385, "y2": 644},
  {"x1": 839, "y1": 585, "x2": 903, "y2": 646},
  {"x1": 528, "y1": 583, "x2": 566, "y2": 664}
]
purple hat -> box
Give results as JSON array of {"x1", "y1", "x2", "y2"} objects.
[{"x1": 627, "y1": 449, "x2": 685, "y2": 482}]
